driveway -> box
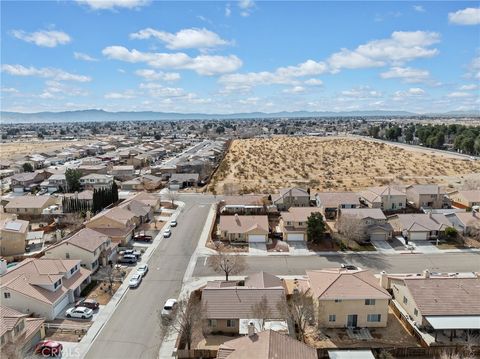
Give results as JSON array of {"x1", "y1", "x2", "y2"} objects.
[
  {"x1": 249, "y1": 242, "x2": 267, "y2": 254},
  {"x1": 371, "y1": 240, "x2": 396, "y2": 254},
  {"x1": 410, "y1": 240, "x2": 442, "y2": 254},
  {"x1": 288, "y1": 241, "x2": 309, "y2": 255}
]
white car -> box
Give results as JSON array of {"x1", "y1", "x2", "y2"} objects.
[
  {"x1": 161, "y1": 299, "x2": 177, "y2": 317},
  {"x1": 137, "y1": 264, "x2": 148, "y2": 277},
  {"x1": 129, "y1": 274, "x2": 142, "y2": 288},
  {"x1": 65, "y1": 307, "x2": 93, "y2": 319},
  {"x1": 163, "y1": 229, "x2": 171, "y2": 238},
  {"x1": 170, "y1": 220, "x2": 177, "y2": 227}
]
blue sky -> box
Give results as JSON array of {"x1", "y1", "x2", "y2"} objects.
[{"x1": 1, "y1": 0, "x2": 479, "y2": 114}]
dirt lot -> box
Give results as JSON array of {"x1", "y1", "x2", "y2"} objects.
[
  {"x1": 209, "y1": 137, "x2": 480, "y2": 194},
  {"x1": 0, "y1": 140, "x2": 94, "y2": 160}
]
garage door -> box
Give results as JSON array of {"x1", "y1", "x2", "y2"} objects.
[
  {"x1": 410, "y1": 231, "x2": 428, "y2": 240},
  {"x1": 248, "y1": 235, "x2": 266, "y2": 243},
  {"x1": 287, "y1": 233, "x2": 305, "y2": 242},
  {"x1": 371, "y1": 232, "x2": 387, "y2": 241},
  {"x1": 53, "y1": 294, "x2": 70, "y2": 318}
]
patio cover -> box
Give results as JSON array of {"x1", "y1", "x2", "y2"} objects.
[
  {"x1": 328, "y1": 350, "x2": 375, "y2": 359},
  {"x1": 426, "y1": 316, "x2": 480, "y2": 330}
]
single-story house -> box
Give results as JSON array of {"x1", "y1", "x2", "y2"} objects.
[
  {"x1": 4, "y1": 196, "x2": 57, "y2": 217},
  {"x1": 388, "y1": 213, "x2": 452, "y2": 241},
  {"x1": 220, "y1": 195, "x2": 268, "y2": 215},
  {"x1": 111, "y1": 165, "x2": 135, "y2": 181},
  {"x1": 337, "y1": 208, "x2": 392, "y2": 242},
  {"x1": 218, "y1": 214, "x2": 269, "y2": 243},
  {"x1": 168, "y1": 173, "x2": 199, "y2": 190},
  {"x1": 10, "y1": 171, "x2": 49, "y2": 193},
  {"x1": 448, "y1": 190, "x2": 480, "y2": 209},
  {"x1": 85, "y1": 207, "x2": 136, "y2": 245},
  {"x1": 445, "y1": 211, "x2": 480, "y2": 235}
]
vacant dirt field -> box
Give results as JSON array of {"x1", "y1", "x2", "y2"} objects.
[
  {"x1": 0, "y1": 140, "x2": 93, "y2": 160},
  {"x1": 209, "y1": 137, "x2": 480, "y2": 194}
]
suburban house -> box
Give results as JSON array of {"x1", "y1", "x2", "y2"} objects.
[
  {"x1": 0, "y1": 215, "x2": 29, "y2": 257},
  {"x1": 85, "y1": 207, "x2": 136, "y2": 245},
  {"x1": 360, "y1": 186, "x2": 406, "y2": 211},
  {"x1": 4, "y1": 196, "x2": 57, "y2": 217},
  {"x1": 448, "y1": 190, "x2": 480, "y2": 209},
  {"x1": 381, "y1": 272, "x2": 480, "y2": 344},
  {"x1": 122, "y1": 192, "x2": 161, "y2": 212},
  {"x1": 41, "y1": 174, "x2": 67, "y2": 193},
  {"x1": 168, "y1": 173, "x2": 199, "y2": 190},
  {"x1": 111, "y1": 165, "x2": 135, "y2": 181},
  {"x1": 0, "y1": 258, "x2": 91, "y2": 320},
  {"x1": 405, "y1": 185, "x2": 446, "y2": 209},
  {"x1": 10, "y1": 171, "x2": 50, "y2": 193},
  {"x1": 279, "y1": 207, "x2": 323, "y2": 242},
  {"x1": 118, "y1": 199, "x2": 153, "y2": 223},
  {"x1": 77, "y1": 165, "x2": 108, "y2": 176},
  {"x1": 43, "y1": 228, "x2": 118, "y2": 271},
  {"x1": 80, "y1": 174, "x2": 114, "y2": 190},
  {"x1": 216, "y1": 329, "x2": 317, "y2": 359},
  {"x1": 315, "y1": 192, "x2": 360, "y2": 220},
  {"x1": 219, "y1": 195, "x2": 268, "y2": 215},
  {"x1": 271, "y1": 187, "x2": 310, "y2": 211},
  {"x1": 63, "y1": 190, "x2": 94, "y2": 209},
  {"x1": 218, "y1": 214, "x2": 269, "y2": 243},
  {"x1": 307, "y1": 268, "x2": 391, "y2": 328},
  {"x1": 388, "y1": 213, "x2": 452, "y2": 241},
  {"x1": 202, "y1": 275, "x2": 287, "y2": 335},
  {"x1": 445, "y1": 211, "x2": 480, "y2": 235},
  {"x1": 0, "y1": 305, "x2": 45, "y2": 357},
  {"x1": 120, "y1": 178, "x2": 144, "y2": 191},
  {"x1": 337, "y1": 208, "x2": 392, "y2": 242}
]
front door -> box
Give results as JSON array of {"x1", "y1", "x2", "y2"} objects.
[{"x1": 347, "y1": 314, "x2": 358, "y2": 327}]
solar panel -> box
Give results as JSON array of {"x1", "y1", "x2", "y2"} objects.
[{"x1": 4, "y1": 221, "x2": 22, "y2": 231}]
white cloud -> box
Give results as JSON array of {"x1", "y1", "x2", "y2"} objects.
[
  {"x1": 413, "y1": 5, "x2": 425, "y2": 13},
  {"x1": 225, "y1": 3, "x2": 231, "y2": 17},
  {"x1": 380, "y1": 66, "x2": 430, "y2": 83},
  {"x1": 328, "y1": 31, "x2": 440, "y2": 71},
  {"x1": 238, "y1": 0, "x2": 255, "y2": 16},
  {"x1": 283, "y1": 86, "x2": 305, "y2": 94},
  {"x1": 447, "y1": 91, "x2": 473, "y2": 98},
  {"x1": 393, "y1": 87, "x2": 426, "y2": 100},
  {"x1": 11, "y1": 29, "x2": 71, "y2": 47},
  {"x1": 102, "y1": 46, "x2": 242, "y2": 75},
  {"x1": 459, "y1": 84, "x2": 478, "y2": 91},
  {"x1": 105, "y1": 90, "x2": 136, "y2": 99},
  {"x1": 130, "y1": 28, "x2": 231, "y2": 50},
  {"x1": 76, "y1": 0, "x2": 150, "y2": 10},
  {"x1": 448, "y1": 7, "x2": 480, "y2": 25},
  {"x1": 1, "y1": 87, "x2": 19, "y2": 93},
  {"x1": 304, "y1": 78, "x2": 323, "y2": 86},
  {"x1": 340, "y1": 86, "x2": 383, "y2": 98},
  {"x1": 135, "y1": 69, "x2": 180, "y2": 81},
  {"x1": 1, "y1": 64, "x2": 91, "y2": 82},
  {"x1": 74, "y1": 52, "x2": 98, "y2": 61},
  {"x1": 466, "y1": 56, "x2": 480, "y2": 79}
]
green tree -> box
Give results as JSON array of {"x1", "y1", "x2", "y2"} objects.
[
  {"x1": 65, "y1": 168, "x2": 82, "y2": 192},
  {"x1": 22, "y1": 162, "x2": 34, "y2": 172},
  {"x1": 306, "y1": 212, "x2": 326, "y2": 244},
  {"x1": 215, "y1": 125, "x2": 225, "y2": 134}
]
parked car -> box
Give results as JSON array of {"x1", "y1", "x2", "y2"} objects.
[
  {"x1": 129, "y1": 273, "x2": 142, "y2": 288},
  {"x1": 75, "y1": 299, "x2": 99, "y2": 310},
  {"x1": 170, "y1": 220, "x2": 177, "y2": 227},
  {"x1": 121, "y1": 249, "x2": 142, "y2": 258},
  {"x1": 163, "y1": 229, "x2": 171, "y2": 238},
  {"x1": 65, "y1": 306, "x2": 93, "y2": 319},
  {"x1": 341, "y1": 263, "x2": 359, "y2": 270},
  {"x1": 35, "y1": 340, "x2": 63, "y2": 356},
  {"x1": 118, "y1": 254, "x2": 137, "y2": 264},
  {"x1": 133, "y1": 234, "x2": 152, "y2": 242},
  {"x1": 161, "y1": 298, "x2": 178, "y2": 317},
  {"x1": 137, "y1": 264, "x2": 148, "y2": 277}
]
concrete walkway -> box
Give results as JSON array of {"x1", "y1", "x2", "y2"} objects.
[{"x1": 371, "y1": 240, "x2": 396, "y2": 254}]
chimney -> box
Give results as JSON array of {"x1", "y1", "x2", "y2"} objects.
[
  {"x1": 0, "y1": 259, "x2": 7, "y2": 275},
  {"x1": 379, "y1": 271, "x2": 388, "y2": 288},
  {"x1": 247, "y1": 321, "x2": 256, "y2": 337},
  {"x1": 428, "y1": 211, "x2": 432, "y2": 219},
  {"x1": 423, "y1": 269, "x2": 430, "y2": 278},
  {"x1": 12, "y1": 214, "x2": 17, "y2": 221},
  {"x1": 235, "y1": 213, "x2": 240, "y2": 225}
]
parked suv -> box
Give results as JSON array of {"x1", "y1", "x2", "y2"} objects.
[
  {"x1": 75, "y1": 299, "x2": 99, "y2": 310},
  {"x1": 118, "y1": 254, "x2": 137, "y2": 264}
]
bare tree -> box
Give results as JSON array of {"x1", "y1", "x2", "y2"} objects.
[
  {"x1": 166, "y1": 189, "x2": 178, "y2": 207},
  {"x1": 208, "y1": 251, "x2": 246, "y2": 281},
  {"x1": 103, "y1": 261, "x2": 122, "y2": 295},
  {"x1": 336, "y1": 215, "x2": 367, "y2": 246},
  {"x1": 277, "y1": 290, "x2": 315, "y2": 343},
  {"x1": 159, "y1": 296, "x2": 204, "y2": 350},
  {"x1": 250, "y1": 295, "x2": 272, "y2": 330}
]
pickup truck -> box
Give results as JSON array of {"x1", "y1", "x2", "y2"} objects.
[{"x1": 133, "y1": 234, "x2": 153, "y2": 242}]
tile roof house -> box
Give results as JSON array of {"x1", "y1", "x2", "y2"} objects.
[
  {"x1": 445, "y1": 211, "x2": 480, "y2": 235},
  {"x1": 307, "y1": 268, "x2": 391, "y2": 328},
  {"x1": 383, "y1": 273, "x2": 480, "y2": 343},
  {"x1": 118, "y1": 199, "x2": 153, "y2": 223},
  {"x1": 315, "y1": 192, "x2": 360, "y2": 220},
  {"x1": 388, "y1": 213, "x2": 452, "y2": 240},
  {"x1": 448, "y1": 190, "x2": 480, "y2": 209},
  {"x1": 360, "y1": 186, "x2": 406, "y2": 211},
  {"x1": 218, "y1": 215, "x2": 269, "y2": 243},
  {"x1": 0, "y1": 258, "x2": 91, "y2": 320},
  {"x1": 216, "y1": 329, "x2": 317, "y2": 359},
  {"x1": 168, "y1": 173, "x2": 199, "y2": 189},
  {"x1": 337, "y1": 208, "x2": 392, "y2": 242},
  {"x1": 43, "y1": 228, "x2": 118, "y2": 271},
  {"x1": 10, "y1": 171, "x2": 49, "y2": 193},
  {"x1": 85, "y1": 207, "x2": 136, "y2": 245},
  {"x1": 4, "y1": 196, "x2": 57, "y2": 217},
  {"x1": 271, "y1": 187, "x2": 310, "y2": 211},
  {"x1": 0, "y1": 305, "x2": 45, "y2": 358},
  {"x1": 245, "y1": 272, "x2": 284, "y2": 289},
  {"x1": 80, "y1": 174, "x2": 114, "y2": 190},
  {"x1": 0, "y1": 215, "x2": 29, "y2": 257},
  {"x1": 123, "y1": 192, "x2": 161, "y2": 212},
  {"x1": 405, "y1": 185, "x2": 446, "y2": 209},
  {"x1": 220, "y1": 195, "x2": 268, "y2": 215},
  {"x1": 279, "y1": 207, "x2": 323, "y2": 242}
]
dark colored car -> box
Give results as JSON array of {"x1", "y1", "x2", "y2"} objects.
[
  {"x1": 35, "y1": 340, "x2": 63, "y2": 356},
  {"x1": 133, "y1": 234, "x2": 153, "y2": 242},
  {"x1": 75, "y1": 298, "x2": 100, "y2": 310}
]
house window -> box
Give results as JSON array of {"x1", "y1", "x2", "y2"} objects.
[
  {"x1": 414, "y1": 309, "x2": 418, "y2": 316},
  {"x1": 334, "y1": 299, "x2": 342, "y2": 303},
  {"x1": 0, "y1": 334, "x2": 5, "y2": 345},
  {"x1": 54, "y1": 280, "x2": 62, "y2": 289},
  {"x1": 66, "y1": 253, "x2": 70, "y2": 259},
  {"x1": 4, "y1": 292, "x2": 11, "y2": 299},
  {"x1": 365, "y1": 299, "x2": 376, "y2": 306},
  {"x1": 14, "y1": 321, "x2": 24, "y2": 334},
  {"x1": 208, "y1": 319, "x2": 217, "y2": 328},
  {"x1": 329, "y1": 314, "x2": 336, "y2": 322},
  {"x1": 367, "y1": 314, "x2": 381, "y2": 322},
  {"x1": 226, "y1": 319, "x2": 235, "y2": 328},
  {"x1": 403, "y1": 296, "x2": 408, "y2": 304},
  {"x1": 70, "y1": 268, "x2": 75, "y2": 275},
  {"x1": 399, "y1": 203, "x2": 403, "y2": 207}
]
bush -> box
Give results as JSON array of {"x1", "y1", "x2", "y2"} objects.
[
  {"x1": 445, "y1": 227, "x2": 458, "y2": 239},
  {"x1": 80, "y1": 280, "x2": 98, "y2": 297}
]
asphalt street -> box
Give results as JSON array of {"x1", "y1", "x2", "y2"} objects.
[
  {"x1": 85, "y1": 194, "x2": 216, "y2": 359},
  {"x1": 193, "y1": 252, "x2": 480, "y2": 277}
]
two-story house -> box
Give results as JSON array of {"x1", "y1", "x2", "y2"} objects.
[
  {"x1": 85, "y1": 207, "x2": 136, "y2": 245},
  {"x1": 111, "y1": 165, "x2": 135, "y2": 181},
  {"x1": 80, "y1": 174, "x2": 114, "y2": 190},
  {"x1": 271, "y1": 187, "x2": 310, "y2": 211},
  {"x1": 43, "y1": 228, "x2": 118, "y2": 271},
  {"x1": 279, "y1": 207, "x2": 323, "y2": 242},
  {"x1": 0, "y1": 215, "x2": 29, "y2": 257},
  {"x1": 315, "y1": 192, "x2": 360, "y2": 220},
  {"x1": 10, "y1": 171, "x2": 50, "y2": 193},
  {"x1": 360, "y1": 186, "x2": 406, "y2": 211},
  {"x1": 405, "y1": 185, "x2": 445, "y2": 209},
  {"x1": 0, "y1": 258, "x2": 91, "y2": 320}
]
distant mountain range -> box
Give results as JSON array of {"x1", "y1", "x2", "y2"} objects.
[{"x1": 1, "y1": 109, "x2": 479, "y2": 123}]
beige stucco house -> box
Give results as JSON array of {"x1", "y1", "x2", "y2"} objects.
[
  {"x1": 405, "y1": 185, "x2": 445, "y2": 209},
  {"x1": 271, "y1": 187, "x2": 310, "y2": 211},
  {"x1": 279, "y1": 207, "x2": 323, "y2": 242},
  {"x1": 217, "y1": 215, "x2": 269, "y2": 243},
  {"x1": 4, "y1": 196, "x2": 57, "y2": 217},
  {"x1": 360, "y1": 186, "x2": 406, "y2": 211},
  {"x1": 85, "y1": 207, "x2": 136, "y2": 245},
  {"x1": 448, "y1": 190, "x2": 480, "y2": 209},
  {"x1": 0, "y1": 215, "x2": 29, "y2": 257}
]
